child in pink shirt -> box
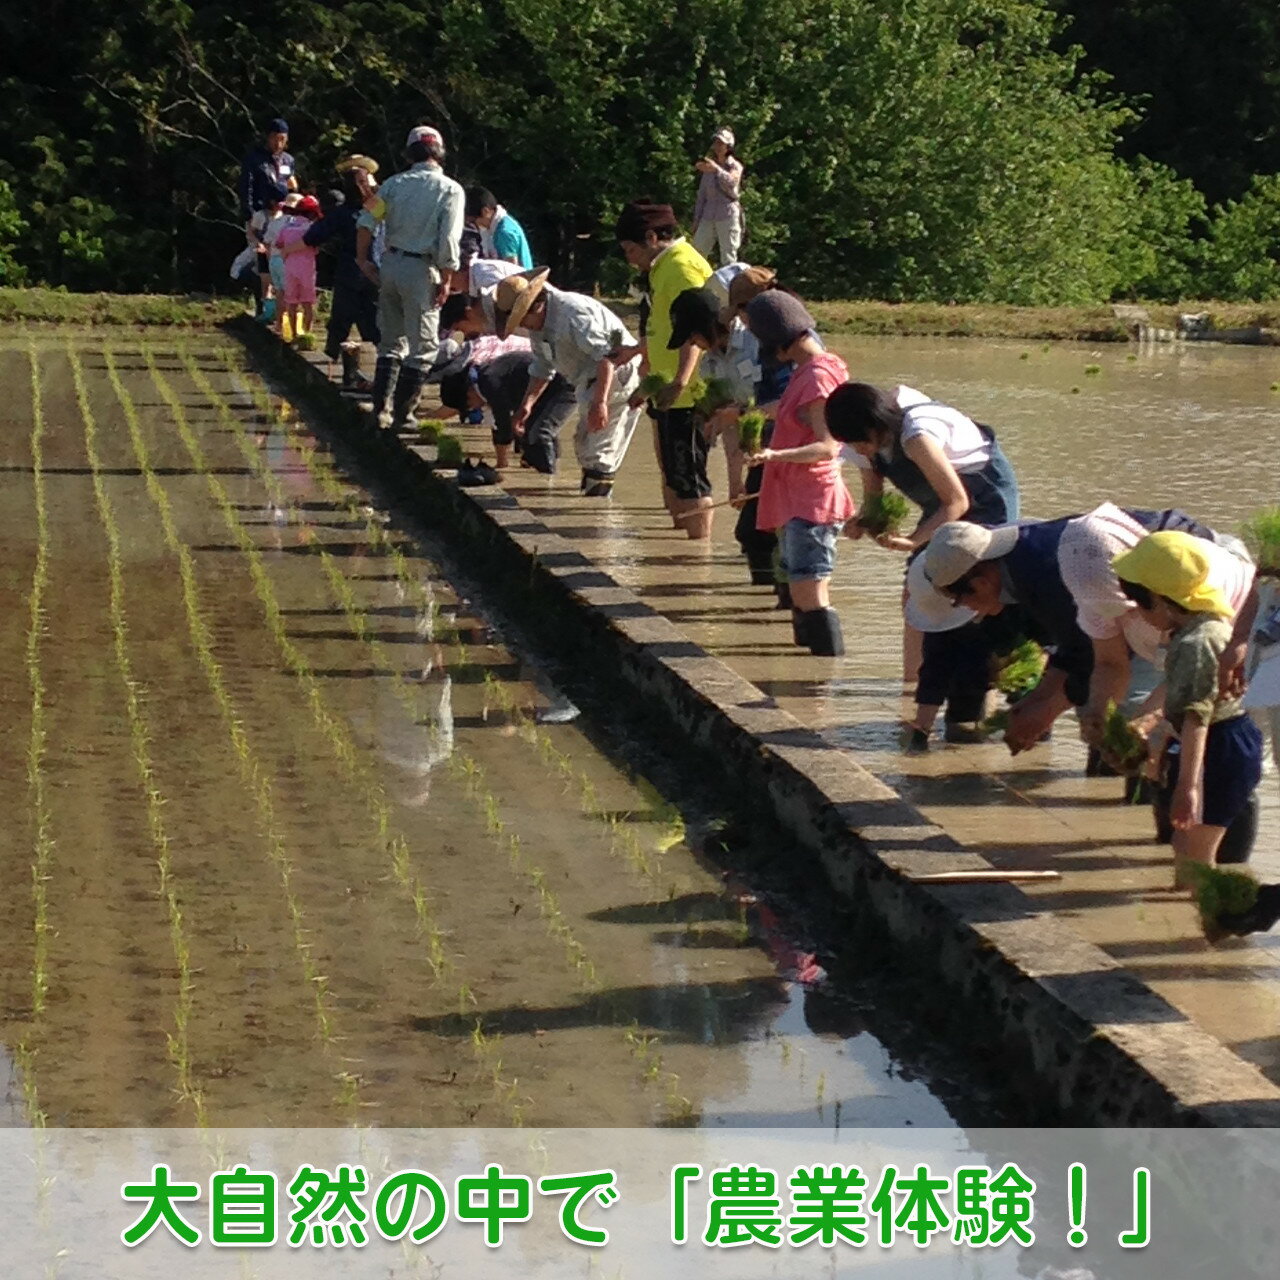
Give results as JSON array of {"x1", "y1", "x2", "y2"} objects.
[
  {"x1": 745, "y1": 289, "x2": 853, "y2": 655},
  {"x1": 276, "y1": 195, "x2": 321, "y2": 340}
]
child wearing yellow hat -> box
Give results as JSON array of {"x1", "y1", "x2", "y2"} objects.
[{"x1": 1113, "y1": 531, "x2": 1263, "y2": 887}]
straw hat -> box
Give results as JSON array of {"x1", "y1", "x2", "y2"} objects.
[
  {"x1": 494, "y1": 267, "x2": 551, "y2": 339},
  {"x1": 336, "y1": 153, "x2": 379, "y2": 176}
]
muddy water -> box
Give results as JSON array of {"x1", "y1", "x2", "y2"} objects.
[
  {"x1": 493, "y1": 332, "x2": 1280, "y2": 1085},
  {"x1": 0, "y1": 331, "x2": 1008, "y2": 1129}
]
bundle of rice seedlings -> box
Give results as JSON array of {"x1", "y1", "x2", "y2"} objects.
[
  {"x1": 981, "y1": 707, "x2": 1010, "y2": 735},
  {"x1": 293, "y1": 331, "x2": 317, "y2": 352},
  {"x1": 636, "y1": 372, "x2": 668, "y2": 402},
  {"x1": 1101, "y1": 700, "x2": 1146, "y2": 773},
  {"x1": 857, "y1": 490, "x2": 911, "y2": 537},
  {"x1": 696, "y1": 377, "x2": 736, "y2": 416},
  {"x1": 738, "y1": 409, "x2": 767, "y2": 454},
  {"x1": 995, "y1": 639, "x2": 1046, "y2": 697},
  {"x1": 435, "y1": 434, "x2": 464, "y2": 467},
  {"x1": 1186, "y1": 863, "x2": 1260, "y2": 925},
  {"x1": 417, "y1": 419, "x2": 447, "y2": 443},
  {"x1": 1242, "y1": 506, "x2": 1280, "y2": 575}
]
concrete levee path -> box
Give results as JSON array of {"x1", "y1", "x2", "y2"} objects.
[
  {"x1": 437, "y1": 408, "x2": 1280, "y2": 1088},
  {"x1": 257, "y1": 329, "x2": 1280, "y2": 1119}
]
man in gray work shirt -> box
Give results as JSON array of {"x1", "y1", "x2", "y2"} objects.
[{"x1": 363, "y1": 125, "x2": 464, "y2": 428}]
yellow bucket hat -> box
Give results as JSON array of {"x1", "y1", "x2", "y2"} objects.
[{"x1": 1111, "y1": 530, "x2": 1235, "y2": 617}]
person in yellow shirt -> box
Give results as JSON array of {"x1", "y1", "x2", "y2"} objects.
[{"x1": 615, "y1": 201, "x2": 714, "y2": 539}]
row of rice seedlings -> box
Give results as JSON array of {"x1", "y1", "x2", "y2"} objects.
[
  {"x1": 165, "y1": 349, "x2": 452, "y2": 981},
  {"x1": 158, "y1": 347, "x2": 523, "y2": 1122},
  {"x1": 69, "y1": 347, "x2": 207, "y2": 1125},
  {"x1": 206, "y1": 348, "x2": 695, "y2": 1117},
  {"x1": 19, "y1": 345, "x2": 54, "y2": 1128},
  {"x1": 103, "y1": 350, "x2": 350, "y2": 1109}
]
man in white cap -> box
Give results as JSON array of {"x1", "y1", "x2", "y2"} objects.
[
  {"x1": 906, "y1": 504, "x2": 1259, "y2": 756},
  {"x1": 494, "y1": 268, "x2": 642, "y2": 497},
  {"x1": 360, "y1": 125, "x2": 464, "y2": 428},
  {"x1": 692, "y1": 126, "x2": 744, "y2": 265}
]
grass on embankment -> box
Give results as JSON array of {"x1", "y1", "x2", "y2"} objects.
[
  {"x1": 6, "y1": 284, "x2": 1280, "y2": 342},
  {"x1": 0, "y1": 286, "x2": 241, "y2": 327}
]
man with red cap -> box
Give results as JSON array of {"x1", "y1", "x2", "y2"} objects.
[{"x1": 360, "y1": 125, "x2": 465, "y2": 429}]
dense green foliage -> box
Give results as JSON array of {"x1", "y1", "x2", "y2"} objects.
[{"x1": 1, "y1": 1, "x2": 1277, "y2": 302}]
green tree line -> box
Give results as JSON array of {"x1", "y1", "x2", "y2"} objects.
[{"x1": 1, "y1": 0, "x2": 1278, "y2": 303}]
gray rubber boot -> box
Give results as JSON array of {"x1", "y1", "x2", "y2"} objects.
[
  {"x1": 390, "y1": 365, "x2": 425, "y2": 430},
  {"x1": 370, "y1": 356, "x2": 400, "y2": 422}
]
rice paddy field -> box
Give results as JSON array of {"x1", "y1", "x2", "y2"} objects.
[{"x1": 0, "y1": 331, "x2": 1006, "y2": 1130}]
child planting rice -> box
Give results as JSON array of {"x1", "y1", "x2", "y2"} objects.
[{"x1": 1113, "y1": 531, "x2": 1264, "y2": 888}]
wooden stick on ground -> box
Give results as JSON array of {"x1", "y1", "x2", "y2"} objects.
[{"x1": 908, "y1": 869, "x2": 1062, "y2": 885}]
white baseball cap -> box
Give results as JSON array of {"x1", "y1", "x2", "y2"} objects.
[
  {"x1": 406, "y1": 125, "x2": 445, "y2": 149},
  {"x1": 713, "y1": 127, "x2": 735, "y2": 147}
]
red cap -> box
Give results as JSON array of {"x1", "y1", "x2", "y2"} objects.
[{"x1": 296, "y1": 195, "x2": 321, "y2": 219}]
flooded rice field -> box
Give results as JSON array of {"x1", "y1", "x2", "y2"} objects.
[{"x1": 0, "y1": 332, "x2": 1011, "y2": 1129}]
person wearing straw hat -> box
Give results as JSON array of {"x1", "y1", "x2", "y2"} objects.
[
  {"x1": 692, "y1": 127, "x2": 744, "y2": 265},
  {"x1": 495, "y1": 268, "x2": 643, "y2": 497},
  {"x1": 359, "y1": 125, "x2": 464, "y2": 429},
  {"x1": 1113, "y1": 531, "x2": 1264, "y2": 885}
]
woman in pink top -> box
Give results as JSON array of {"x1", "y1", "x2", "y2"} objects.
[
  {"x1": 745, "y1": 290, "x2": 853, "y2": 655},
  {"x1": 276, "y1": 194, "x2": 321, "y2": 342}
]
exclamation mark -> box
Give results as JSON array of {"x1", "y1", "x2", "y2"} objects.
[{"x1": 1068, "y1": 1162, "x2": 1087, "y2": 1246}]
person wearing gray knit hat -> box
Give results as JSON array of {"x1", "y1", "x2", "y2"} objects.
[{"x1": 744, "y1": 290, "x2": 816, "y2": 359}]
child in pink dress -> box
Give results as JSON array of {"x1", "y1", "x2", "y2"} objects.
[{"x1": 276, "y1": 195, "x2": 321, "y2": 340}]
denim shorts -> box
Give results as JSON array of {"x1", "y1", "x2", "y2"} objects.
[{"x1": 780, "y1": 517, "x2": 841, "y2": 582}]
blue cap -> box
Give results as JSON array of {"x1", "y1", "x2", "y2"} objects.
[{"x1": 267, "y1": 117, "x2": 290, "y2": 135}]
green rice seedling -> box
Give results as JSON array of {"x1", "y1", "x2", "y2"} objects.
[
  {"x1": 418, "y1": 419, "x2": 447, "y2": 443},
  {"x1": 1126, "y1": 354, "x2": 1138, "y2": 362},
  {"x1": 636, "y1": 372, "x2": 667, "y2": 402},
  {"x1": 1084, "y1": 363, "x2": 1101, "y2": 376},
  {"x1": 1271, "y1": 382, "x2": 1280, "y2": 393},
  {"x1": 995, "y1": 639, "x2": 1046, "y2": 697},
  {"x1": 694, "y1": 377, "x2": 735, "y2": 417},
  {"x1": 1019, "y1": 352, "x2": 1030, "y2": 361},
  {"x1": 1070, "y1": 386, "x2": 1081, "y2": 394},
  {"x1": 72, "y1": 347, "x2": 206, "y2": 1124},
  {"x1": 856, "y1": 489, "x2": 911, "y2": 537},
  {"x1": 1241, "y1": 506, "x2": 1280, "y2": 575},
  {"x1": 23, "y1": 346, "x2": 54, "y2": 1026},
  {"x1": 1101, "y1": 701, "x2": 1147, "y2": 774},
  {"x1": 111, "y1": 350, "x2": 349, "y2": 1095},
  {"x1": 737, "y1": 408, "x2": 767, "y2": 454},
  {"x1": 1186, "y1": 863, "x2": 1260, "y2": 925},
  {"x1": 436, "y1": 433, "x2": 464, "y2": 467}
]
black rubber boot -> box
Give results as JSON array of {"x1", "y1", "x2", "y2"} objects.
[
  {"x1": 371, "y1": 356, "x2": 400, "y2": 421},
  {"x1": 791, "y1": 608, "x2": 807, "y2": 646},
  {"x1": 747, "y1": 553, "x2": 776, "y2": 585},
  {"x1": 341, "y1": 348, "x2": 363, "y2": 390},
  {"x1": 774, "y1": 581, "x2": 792, "y2": 610},
  {"x1": 390, "y1": 364, "x2": 425, "y2": 430},
  {"x1": 804, "y1": 608, "x2": 845, "y2": 657}
]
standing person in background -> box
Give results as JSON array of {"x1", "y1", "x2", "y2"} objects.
[
  {"x1": 238, "y1": 118, "x2": 298, "y2": 318},
  {"x1": 466, "y1": 188, "x2": 534, "y2": 269},
  {"x1": 358, "y1": 125, "x2": 465, "y2": 430},
  {"x1": 692, "y1": 128, "x2": 744, "y2": 266},
  {"x1": 305, "y1": 162, "x2": 381, "y2": 391},
  {"x1": 745, "y1": 290, "x2": 854, "y2": 656},
  {"x1": 615, "y1": 201, "x2": 714, "y2": 538}
]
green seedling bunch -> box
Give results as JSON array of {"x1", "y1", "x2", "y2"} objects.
[
  {"x1": 20, "y1": 345, "x2": 54, "y2": 1125},
  {"x1": 737, "y1": 408, "x2": 767, "y2": 454},
  {"x1": 636, "y1": 372, "x2": 668, "y2": 402},
  {"x1": 1101, "y1": 701, "x2": 1147, "y2": 774},
  {"x1": 73, "y1": 347, "x2": 207, "y2": 1125},
  {"x1": 111, "y1": 350, "x2": 347, "y2": 1092},
  {"x1": 693, "y1": 377, "x2": 735, "y2": 418},
  {"x1": 418, "y1": 419, "x2": 447, "y2": 444},
  {"x1": 435, "y1": 434, "x2": 464, "y2": 468},
  {"x1": 1186, "y1": 863, "x2": 1260, "y2": 926},
  {"x1": 995, "y1": 639, "x2": 1047, "y2": 697},
  {"x1": 856, "y1": 489, "x2": 911, "y2": 537},
  {"x1": 1241, "y1": 506, "x2": 1280, "y2": 575}
]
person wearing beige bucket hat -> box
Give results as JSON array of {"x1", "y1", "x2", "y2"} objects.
[{"x1": 494, "y1": 268, "x2": 643, "y2": 497}]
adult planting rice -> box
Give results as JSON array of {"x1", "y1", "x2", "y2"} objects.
[{"x1": 825, "y1": 382, "x2": 1021, "y2": 745}]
